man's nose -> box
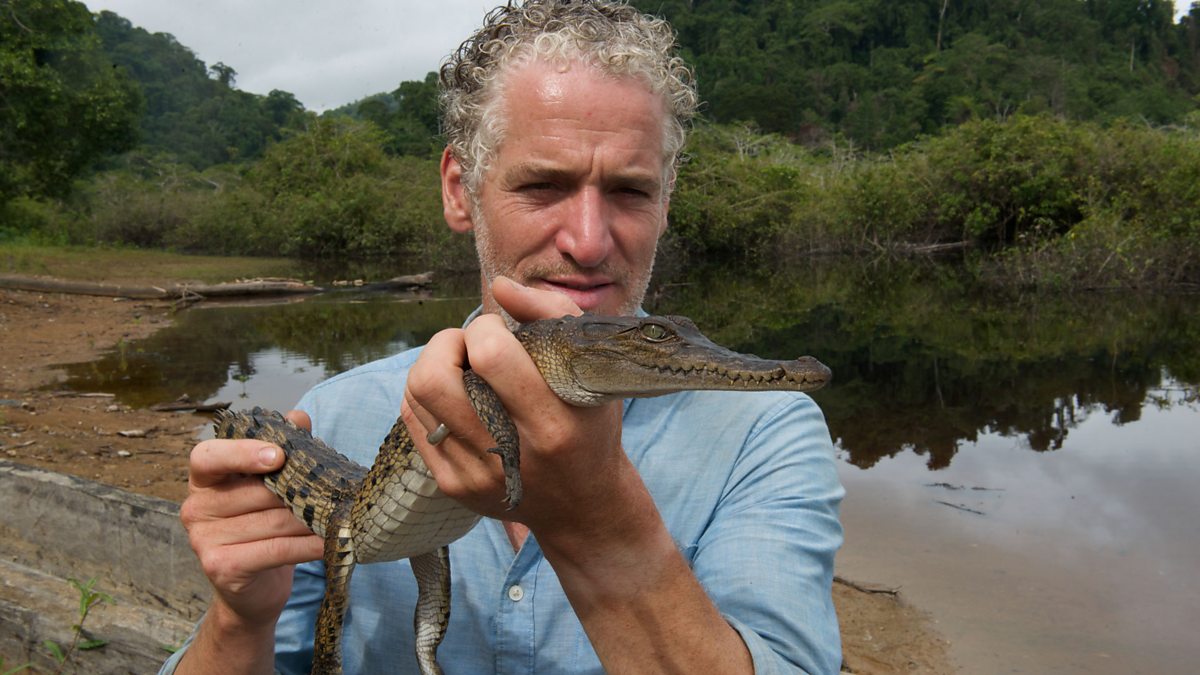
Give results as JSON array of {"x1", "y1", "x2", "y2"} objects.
[{"x1": 555, "y1": 187, "x2": 613, "y2": 268}]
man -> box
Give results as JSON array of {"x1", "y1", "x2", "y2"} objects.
[{"x1": 162, "y1": 1, "x2": 843, "y2": 673}]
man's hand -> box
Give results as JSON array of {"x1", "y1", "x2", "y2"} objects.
[
  {"x1": 401, "y1": 276, "x2": 633, "y2": 538},
  {"x1": 175, "y1": 410, "x2": 323, "y2": 674}
]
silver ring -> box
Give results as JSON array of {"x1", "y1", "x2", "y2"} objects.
[{"x1": 426, "y1": 423, "x2": 450, "y2": 445}]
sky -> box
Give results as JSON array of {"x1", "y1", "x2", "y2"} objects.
[
  {"x1": 88, "y1": 1, "x2": 1196, "y2": 113},
  {"x1": 87, "y1": 0, "x2": 496, "y2": 111}
]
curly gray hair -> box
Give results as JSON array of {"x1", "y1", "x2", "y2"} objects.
[{"x1": 439, "y1": 0, "x2": 698, "y2": 197}]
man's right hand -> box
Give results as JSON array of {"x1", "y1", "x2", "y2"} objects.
[{"x1": 175, "y1": 409, "x2": 323, "y2": 673}]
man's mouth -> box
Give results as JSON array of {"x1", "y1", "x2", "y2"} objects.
[{"x1": 536, "y1": 277, "x2": 616, "y2": 311}]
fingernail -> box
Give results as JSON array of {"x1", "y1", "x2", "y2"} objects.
[{"x1": 258, "y1": 446, "x2": 278, "y2": 465}]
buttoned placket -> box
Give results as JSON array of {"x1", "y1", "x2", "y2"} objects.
[
  {"x1": 491, "y1": 522, "x2": 543, "y2": 674},
  {"x1": 490, "y1": 398, "x2": 636, "y2": 674}
]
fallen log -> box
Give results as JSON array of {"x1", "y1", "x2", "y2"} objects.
[
  {"x1": 0, "y1": 274, "x2": 323, "y2": 299},
  {"x1": 355, "y1": 271, "x2": 435, "y2": 292}
]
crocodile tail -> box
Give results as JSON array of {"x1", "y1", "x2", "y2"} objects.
[{"x1": 214, "y1": 407, "x2": 368, "y2": 537}]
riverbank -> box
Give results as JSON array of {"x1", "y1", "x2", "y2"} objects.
[{"x1": 0, "y1": 282, "x2": 953, "y2": 673}]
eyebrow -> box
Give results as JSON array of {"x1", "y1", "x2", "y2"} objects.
[{"x1": 503, "y1": 161, "x2": 663, "y2": 193}]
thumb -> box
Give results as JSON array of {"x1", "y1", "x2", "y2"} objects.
[{"x1": 285, "y1": 409, "x2": 312, "y2": 433}]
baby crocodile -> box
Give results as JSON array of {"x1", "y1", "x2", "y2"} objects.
[{"x1": 214, "y1": 313, "x2": 831, "y2": 674}]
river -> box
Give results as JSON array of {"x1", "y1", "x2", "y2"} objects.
[{"x1": 56, "y1": 259, "x2": 1200, "y2": 673}]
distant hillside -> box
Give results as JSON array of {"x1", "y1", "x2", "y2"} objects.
[
  {"x1": 86, "y1": 1, "x2": 1200, "y2": 164},
  {"x1": 631, "y1": 0, "x2": 1200, "y2": 148},
  {"x1": 92, "y1": 10, "x2": 309, "y2": 168}
]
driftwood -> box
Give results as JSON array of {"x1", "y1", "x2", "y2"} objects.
[
  {"x1": 0, "y1": 274, "x2": 322, "y2": 299},
  {"x1": 0, "y1": 272, "x2": 434, "y2": 301},
  {"x1": 834, "y1": 575, "x2": 901, "y2": 597},
  {"x1": 353, "y1": 272, "x2": 435, "y2": 292},
  {"x1": 149, "y1": 399, "x2": 231, "y2": 413}
]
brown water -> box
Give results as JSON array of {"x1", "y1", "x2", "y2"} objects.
[{"x1": 836, "y1": 381, "x2": 1199, "y2": 673}]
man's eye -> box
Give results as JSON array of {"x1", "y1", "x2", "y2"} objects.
[{"x1": 616, "y1": 186, "x2": 652, "y2": 199}]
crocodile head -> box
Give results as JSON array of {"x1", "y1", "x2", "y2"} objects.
[{"x1": 513, "y1": 314, "x2": 831, "y2": 407}]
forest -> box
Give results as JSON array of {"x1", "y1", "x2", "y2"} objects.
[{"x1": 2, "y1": 0, "x2": 1199, "y2": 287}]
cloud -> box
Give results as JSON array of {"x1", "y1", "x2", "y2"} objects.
[{"x1": 88, "y1": 0, "x2": 493, "y2": 111}]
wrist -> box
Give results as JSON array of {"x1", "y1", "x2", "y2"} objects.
[
  {"x1": 176, "y1": 598, "x2": 278, "y2": 675},
  {"x1": 208, "y1": 596, "x2": 279, "y2": 638},
  {"x1": 535, "y1": 461, "x2": 680, "y2": 595}
]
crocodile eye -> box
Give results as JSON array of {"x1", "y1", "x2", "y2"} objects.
[{"x1": 640, "y1": 322, "x2": 671, "y2": 341}]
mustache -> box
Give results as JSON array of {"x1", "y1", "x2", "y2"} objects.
[{"x1": 519, "y1": 261, "x2": 620, "y2": 281}]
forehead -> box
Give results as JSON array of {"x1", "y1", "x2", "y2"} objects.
[{"x1": 491, "y1": 58, "x2": 668, "y2": 160}]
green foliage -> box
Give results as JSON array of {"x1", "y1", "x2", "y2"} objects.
[
  {"x1": 223, "y1": 117, "x2": 454, "y2": 260},
  {"x1": 664, "y1": 115, "x2": 1200, "y2": 288},
  {"x1": 67, "y1": 118, "x2": 473, "y2": 266},
  {"x1": 43, "y1": 577, "x2": 112, "y2": 674},
  {"x1": 71, "y1": 153, "x2": 226, "y2": 248},
  {"x1": 920, "y1": 115, "x2": 1088, "y2": 244},
  {"x1": 333, "y1": 72, "x2": 443, "y2": 158},
  {"x1": 0, "y1": 656, "x2": 32, "y2": 674},
  {"x1": 633, "y1": 0, "x2": 1198, "y2": 149},
  {"x1": 668, "y1": 123, "x2": 813, "y2": 258},
  {"x1": 0, "y1": 196, "x2": 72, "y2": 243},
  {"x1": 0, "y1": 0, "x2": 141, "y2": 205}
]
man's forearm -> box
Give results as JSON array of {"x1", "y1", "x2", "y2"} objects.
[
  {"x1": 536, "y1": 466, "x2": 754, "y2": 675},
  {"x1": 174, "y1": 600, "x2": 277, "y2": 675}
]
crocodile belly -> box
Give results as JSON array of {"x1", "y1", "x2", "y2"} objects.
[{"x1": 351, "y1": 453, "x2": 482, "y2": 563}]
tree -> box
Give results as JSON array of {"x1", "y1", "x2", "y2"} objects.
[
  {"x1": 209, "y1": 61, "x2": 236, "y2": 87},
  {"x1": 0, "y1": 0, "x2": 141, "y2": 203}
]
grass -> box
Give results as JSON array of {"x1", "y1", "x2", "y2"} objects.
[{"x1": 0, "y1": 242, "x2": 303, "y2": 284}]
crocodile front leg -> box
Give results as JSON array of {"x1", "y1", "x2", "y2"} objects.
[
  {"x1": 312, "y1": 503, "x2": 357, "y2": 675},
  {"x1": 462, "y1": 371, "x2": 522, "y2": 508}
]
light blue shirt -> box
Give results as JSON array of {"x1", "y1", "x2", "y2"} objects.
[{"x1": 162, "y1": 320, "x2": 844, "y2": 674}]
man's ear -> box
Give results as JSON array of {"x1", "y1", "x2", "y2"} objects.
[{"x1": 441, "y1": 147, "x2": 474, "y2": 233}]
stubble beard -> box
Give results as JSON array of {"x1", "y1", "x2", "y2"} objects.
[{"x1": 472, "y1": 206, "x2": 657, "y2": 331}]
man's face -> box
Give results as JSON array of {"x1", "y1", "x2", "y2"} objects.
[{"x1": 447, "y1": 59, "x2": 670, "y2": 318}]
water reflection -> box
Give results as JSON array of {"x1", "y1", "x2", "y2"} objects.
[
  {"x1": 51, "y1": 259, "x2": 1200, "y2": 672},
  {"x1": 644, "y1": 260, "x2": 1200, "y2": 672},
  {"x1": 56, "y1": 292, "x2": 480, "y2": 412},
  {"x1": 645, "y1": 260, "x2": 1200, "y2": 470}
]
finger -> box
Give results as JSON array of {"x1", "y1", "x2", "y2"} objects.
[
  {"x1": 493, "y1": 276, "x2": 582, "y2": 323},
  {"x1": 185, "y1": 473, "x2": 291, "y2": 518},
  {"x1": 464, "y1": 313, "x2": 557, "y2": 407},
  {"x1": 238, "y1": 533, "x2": 325, "y2": 570},
  {"x1": 200, "y1": 532, "x2": 325, "y2": 578},
  {"x1": 285, "y1": 409, "x2": 311, "y2": 433},
  {"x1": 186, "y1": 499, "x2": 315, "y2": 542},
  {"x1": 189, "y1": 439, "x2": 285, "y2": 489},
  {"x1": 404, "y1": 328, "x2": 490, "y2": 445}
]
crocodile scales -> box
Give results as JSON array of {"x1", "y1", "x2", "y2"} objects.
[{"x1": 213, "y1": 314, "x2": 832, "y2": 674}]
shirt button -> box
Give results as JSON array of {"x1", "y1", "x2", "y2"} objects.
[{"x1": 507, "y1": 584, "x2": 525, "y2": 602}]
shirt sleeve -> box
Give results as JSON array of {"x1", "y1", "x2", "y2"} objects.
[{"x1": 692, "y1": 394, "x2": 844, "y2": 674}]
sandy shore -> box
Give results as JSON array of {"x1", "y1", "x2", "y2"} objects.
[{"x1": 0, "y1": 286, "x2": 953, "y2": 673}]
